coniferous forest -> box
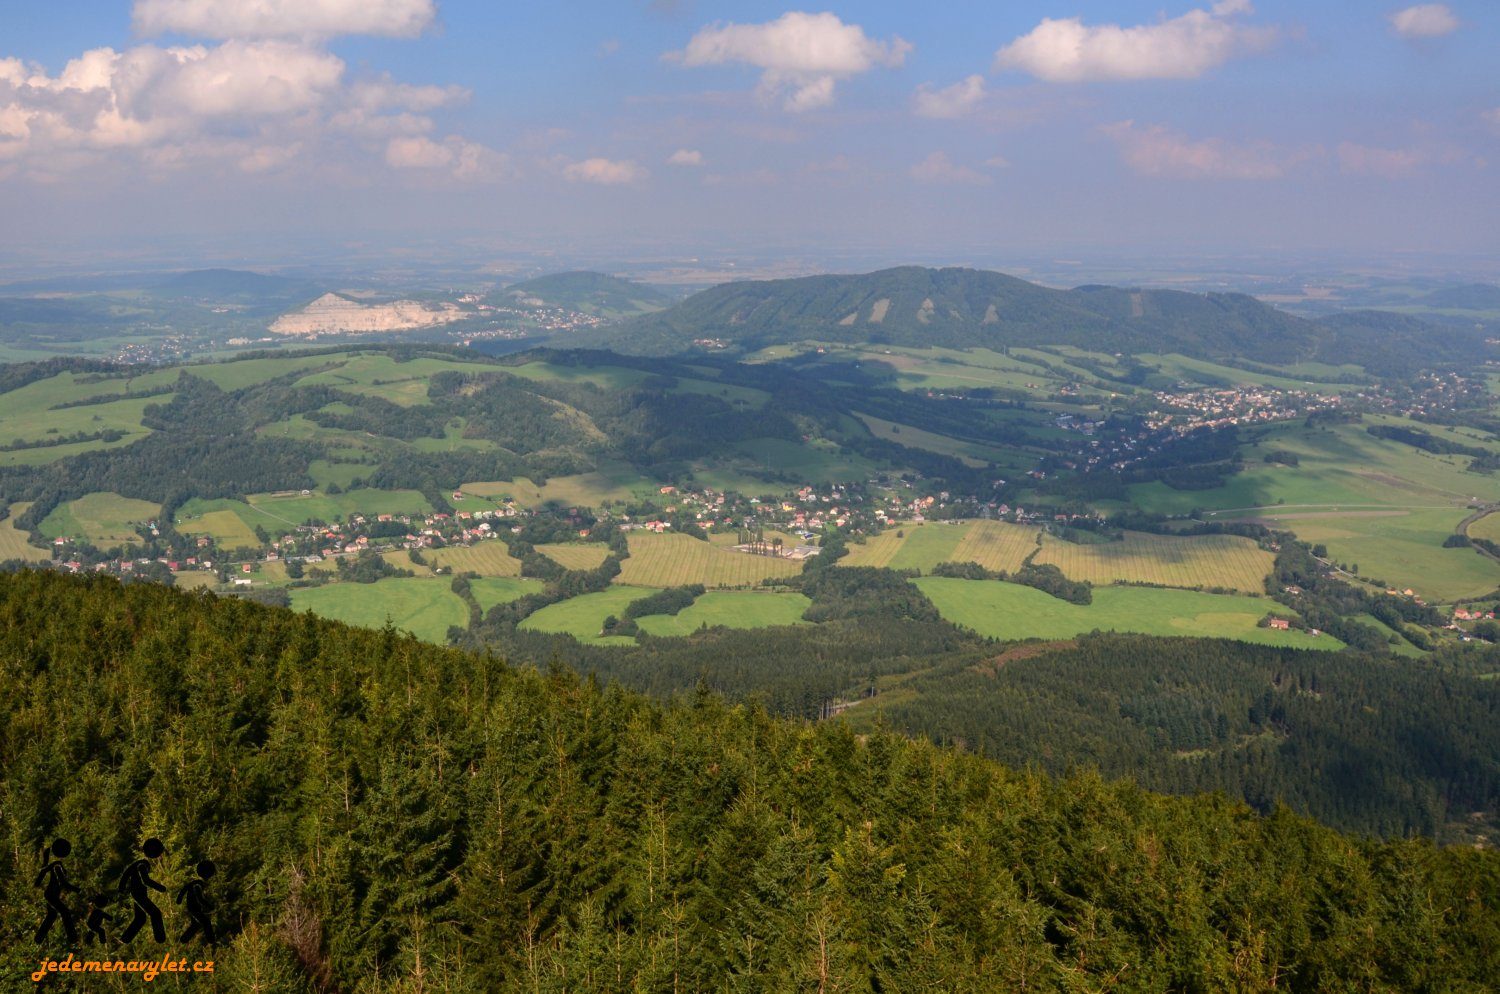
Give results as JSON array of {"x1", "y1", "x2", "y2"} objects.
[{"x1": 2, "y1": 570, "x2": 1497, "y2": 991}]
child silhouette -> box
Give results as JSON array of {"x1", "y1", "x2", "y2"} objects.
[
  {"x1": 34, "y1": 838, "x2": 79, "y2": 945},
  {"x1": 84, "y1": 893, "x2": 115, "y2": 945},
  {"x1": 118, "y1": 838, "x2": 167, "y2": 943},
  {"x1": 176, "y1": 859, "x2": 217, "y2": 945}
]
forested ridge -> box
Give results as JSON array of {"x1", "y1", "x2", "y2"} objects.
[{"x1": 2, "y1": 571, "x2": 1498, "y2": 991}]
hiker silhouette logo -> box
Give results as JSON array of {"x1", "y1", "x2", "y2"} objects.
[{"x1": 34, "y1": 836, "x2": 218, "y2": 949}]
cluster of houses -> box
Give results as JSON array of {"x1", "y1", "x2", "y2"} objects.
[{"x1": 1146, "y1": 387, "x2": 1343, "y2": 434}]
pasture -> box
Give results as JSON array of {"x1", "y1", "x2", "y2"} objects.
[
  {"x1": 845, "y1": 521, "x2": 1034, "y2": 573},
  {"x1": 465, "y1": 460, "x2": 659, "y2": 509},
  {"x1": 635, "y1": 591, "x2": 812, "y2": 636},
  {"x1": 915, "y1": 578, "x2": 1338, "y2": 650},
  {"x1": 469, "y1": 576, "x2": 545, "y2": 612},
  {"x1": 290, "y1": 577, "x2": 469, "y2": 643},
  {"x1": 856, "y1": 413, "x2": 1007, "y2": 467},
  {"x1": 430, "y1": 542, "x2": 523, "y2": 577},
  {"x1": 293, "y1": 354, "x2": 488, "y2": 406},
  {"x1": 40, "y1": 492, "x2": 161, "y2": 547},
  {"x1": 176, "y1": 501, "x2": 262, "y2": 549},
  {"x1": 518, "y1": 586, "x2": 651, "y2": 646},
  {"x1": 0, "y1": 503, "x2": 48, "y2": 562},
  {"x1": 537, "y1": 543, "x2": 611, "y2": 570},
  {"x1": 245, "y1": 488, "x2": 431, "y2": 526},
  {"x1": 1036, "y1": 531, "x2": 1273, "y2": 593},
  {"x1": 615, "y1": 532, "x2": 803, "y2": 588}
]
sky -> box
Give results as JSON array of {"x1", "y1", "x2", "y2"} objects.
[{"x1": 0, "y1": 0, "x2": 1497, "y2": 270}]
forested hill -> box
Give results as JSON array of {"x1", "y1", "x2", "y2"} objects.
[
  {"x1": 590, "y1": 265, "x2": 1481, "y2": 370},
  {"x1": 2, "y1": 570, "x2": 1497, "y2": 990},
  {"x1": 498, "y1": 271, "x2": 669, "y2": 317}
]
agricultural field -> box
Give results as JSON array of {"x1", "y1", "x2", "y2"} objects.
[
  {"x1": 175, "y1": 500, "x2": 264, "y2": 549},
  {"x1": 915, "y1": 578, "x2": 1338, "y2": 650},
  {"x1": 1136, "y1": 353, "x2": 1366, "y2": 392},
  {"x1": 615, "y1": 532, "x2": 802, "y2": 588},
  {"x1": 536, "y1": 543, "x2": 610, "y2": 571},
  {"x1": 518, "y1": 585, "x2": 651, "y2": 646},
  {"x1": 1035, "y1": 531, "x2": 1273, "y2": 593},
  {"x1": 469, "y1": 576, "x2": 545, "y2": 612},
  {"x1": 381, "y1": 550, "x2": 433, "y2": 576},
  {"x1": 502, "y1": 360, "x2": 652, "y2": 392},
  {"x1": 635, "y1": 591, "x2": 812, "y2": 636},
  {"x1": 289, "y1": 577, "x2": 469, "y2": 643},
  {"x1": 690, "y1": 437, "x2": 880, "y2": 493},
  {"x1": 948, "y1": 520, "x2": 1040, "y2": 573},
  {"x1": 293, "y1": 354, "x2": 488, "y2": 405},
  {"x1": 1467, "y1": 511, "x2": 1500, "y2": 545},
  {"x1": 429, "y1": 542, "x2": 523, "y2": 577},
  {"x1": 0, "y1": 503, "x2": 48, "y2": 562},
  {"x1": 171, "y1": 571, "x2": 217, "y2": 590},
  {"x1": 464, "y1": 460, "x2": 659, "y2": 509},
  {"x1": 244, "y1": 488, "x2": 431, "y2": 528},
  {"x1": 1257, "y1": 507, "x2": 1497, "y2": 602},
  {"x1": 855, "y1": 413, "x2": 1015, "y2": 468},
  {"x1": 188, "y1": 354, "x2": 348, "y2": 391},
  {"x1": 39, "y1": 492, "x2": 161, "y2": 547}
]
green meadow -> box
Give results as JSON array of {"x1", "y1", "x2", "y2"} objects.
[
  {"x1": 518, "y1": 585, "x2": 653, "y2": 646},
  {"x1": 290, "y1": 577, "x2": 469, "y2": 643},
  {"x1": 634, "y1": 591, "x2": 812, "y2": 636}
]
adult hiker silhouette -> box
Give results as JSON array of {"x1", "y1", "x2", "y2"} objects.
[
  {"x1": 34, "y1": 838, "x2": 79, "y2": 945},
  {"x1": 118, "y1": 838, "x2": 167, "y2": 943},
  {"x1": 177, "y1": 859, "x2": 216, "y2": 945}
]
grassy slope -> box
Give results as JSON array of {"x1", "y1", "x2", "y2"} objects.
[
  {"x1": 519, "y1": 585, "x2": 651, "y2": 645},
  {"x1": 635, "y1": 591, "x2": 812, "y2": 636},
  {"x1": 289, "y1": 577, "x2": 469, "y2": 643}
]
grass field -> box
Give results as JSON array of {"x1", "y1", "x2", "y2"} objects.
[
  {"x1": 177, "y1": 508, "x2": 261, "y2": 549},
  {"x1": 465, "y1": 460, "x2": 659, "y2": 509},
  {"x1": 1256, "y1": 507, "x2": 1496, "y2": 601},
  {"x1": 381, "y1": 550, "x2": 433, "y2": 576},
  {"x1": 245, "y1": 488, "x2": 431, "y2": 527},
  {"x1": 518, "y1": 586, "x2": 651, "y2": 646},
  {"x1": 537, "y1": 543, "x2": 611, "y2": 570},
  {"x1": 915, "y1": 578, "x2": 1339, "y2": 649},
  {"x1": 616, "y1": 532, "x2": 803, "y2": 587},
  {"x1": 294, "y1": 354, "x2": 488, "y2": 406},
  {"x1": 1036, "y1": 531, "x2": 1273, "y2": 593},
  {"x1": 501, "y1": 361, "x2": 653, "y2": 392},
  {"x1": 290, "y1": 577, "x2": 469, "y2": 643},
  {"x1": 39, "y1": 492, "x2": 161, "y2": 546},
  {"x1": 635, "y1": 591, "x2": 812, "y2": 636},
  {"x1": 469, "y1": 576, "x2": 545, "y2": 612},
  {"x1": 855, "y1": 413, "x2": 1007, "y2": 467},
  {"x1": 949, "y1": 520, "x2": 1040, "y2": 573},
  {"x1": 430, "y1": 542, "x2": 523, "y2": 577},
  {"x1": 171, "y1": 571, "x2": 217, "y2": 590},
  {"x1": 0, "y1": 503, "x2": 48, "y2": 562}
]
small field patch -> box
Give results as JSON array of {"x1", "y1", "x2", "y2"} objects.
[
  {"x1": 1035, "y1": 531, "x2": 1273, "y2": 593},
  {"x1": 616, "y1": 532, "x2": 802, "y2": 588},
  {"x1": 470, "y1": 576, "x2": 545, "y2": 612},
  {"x1": 40, "y1": 492, "x2": 161, "y2": 547},
  {"x1": 635, "y1": 590, "x2": 812, "y2": 637},
  {"x1": 430, "y1": 542, "x2": 523, "y2": 577},
  {"x1": 290, "y1": 577, "x2": 468, "y2": 643},
  {"x1": 537, "y1": 543, "x2": 610, "y2": 571},
  {"x1": 0, "y1": 503, "x2": 48, "y2": 562},
  {"x1": 519, "y1": 586, "x2": 651, "y2": 645}
]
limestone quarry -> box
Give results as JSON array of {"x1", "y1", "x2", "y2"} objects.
[{"x1": 270, "y1": 293, "x2": 467, "y2": 335}]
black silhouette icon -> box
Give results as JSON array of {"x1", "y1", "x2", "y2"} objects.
[
  {"x1": 118, "y1": 838, "x2": 167, "y2": 943},
  {"x1": 176, "y1": 859, "x2": 217, "y2": 945},
  {"x1": 84, "y1": 893, "x2": 115, "y2": 945},
  {"x1": 34, "y1": 838, "x2": 79, "y2": 945}
]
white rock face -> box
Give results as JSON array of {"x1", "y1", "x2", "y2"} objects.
[{"x1": 270, "y1": 293, "x2": 466, "y2": 335}]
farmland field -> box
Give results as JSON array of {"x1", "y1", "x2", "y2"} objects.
[
  {"x1": 465, "y1": 460, "x2": 658, "y2": 509},
  {"x1": 177, "y1": 507, "x2": 260, "y2": 549},
  {"x1": 172, "y1": 571, "x2": 217, "y2": 590},
  {"x1": 916, "y1": 578, "x2": 1338, "y2": 649},
  {"x1": 0, "y1": 503, "x2": 48, "y2": 562},
  {"x1": 430, "y1": 542, "x2": 523, "y2": 577},
  {"x1": 537, "y1": 543, "x2": 610, "y2": 570},
  {"x1": 519, "y1": 586, "x2": 651, "y2": 646},
  {"x1": 855, "y1": 413, "x2": 1008, "y2": 467},
  {"x1": 948, "y1": 520, "x2": 1039, "y2": 573},
  {"x1": 289, "y1": 577, "x2": 469, "y2": 643},
  {"x1": 616, "y1": 532, "x2": 802, "y2": 587},
  {"x1": 245, "y1": 488, "x2": 431, "y2": 527},
  {"x1": 635, "y1": 591, "x2": 812, "y2": 636},
  {"x1": 381, "y1": 550, "x2": 433, "y2": 576},
  {"x1": 40, "y1": 492, "x2": 161, "y2": 546},
  {"x1": 294, "y1": 354, "x2": 488, "y2": 405},
  {"x1": 469, "y1": 576, "x2": 545, "y2": 612},
  {"x1": 1035, "y1": 531, "x2": 1273, "y2": 593}
]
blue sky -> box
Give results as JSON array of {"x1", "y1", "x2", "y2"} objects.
[{"x1": 1, "y1": 1, "x2": 1496, "y2": 266}]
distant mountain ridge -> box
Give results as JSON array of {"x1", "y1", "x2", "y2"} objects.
[{"x1": 587, "y1": 266, "x2": 1482, "y2": 373}]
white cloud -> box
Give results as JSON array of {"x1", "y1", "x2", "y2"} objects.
[
  {"x1": 386, "y1": 135, "x2": 509, "y2": 180},
  {"x1": 133, "y1": 0, "x2": 436, "y2": 40},
  {"x1": 1102, "y1": 120, "x2": 1308, "y2": 179},
  {"x1": 1389, "y1": 4, "x2": 1459, "y2": 39},
  {"x1": 910, "y1": 151, "x2": 989, "y2": 185},
  {"x1": 995, "y1": 1, "x2": 1277, "y2": 82},
  {"x1": 667, "y1": 148, "x2": 704, "y2": 166},
  {"x1": 913, "y1": 75, "x2": 986, "y2": 119},
  {"x1": 564, "y1": 157, "x2": 647, "y2": 184},
  {"x1": 670, "y1": 11, "x2": 910, "y2": 111}
]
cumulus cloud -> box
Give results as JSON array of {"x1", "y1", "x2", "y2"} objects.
[
  {"x1": 910, "y1": 151, "x2": 990, "y2": 185},
  {"x1": 667, "y1": 148, "x2": 704, "y2": 166},
  {"x1": 0, "y1": 36, "x2": 500, "y2": 181},
  {"x1": 133, "y1": 0, "x2": 436, "y2": 40},
  {"x1": 385, "y1": 134, "x2": 508, "y2": 179},
  {"x1": 1102, "y1": 120, "x2": 1309, "y2": 179},
  {"x1": 995, "y1": 1, "x2": 1277, "y2": 82},
  {"x1": 564, "y1": 157, "x2": 647, "y2": 184},
  {"x1": 670, "y1": 11, "x2": 910, "y2": 111},
  {"x1": 913, "y1": 75, "x2": 986, "y2": 119},
  {"x1": 1389, "y1": 4, "x2": 1459, "y2": 39}
]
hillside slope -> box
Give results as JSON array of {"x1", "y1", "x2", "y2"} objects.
[
  {"x1": 0, "y1": 569, "x2": 1496, "y2": 990},
  {"x1": 500, "y1": 270, "x2": 669, "y2": 317},
  {"x1": 591, "y1": 266, "x2": 1479, "y2": 370}
]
